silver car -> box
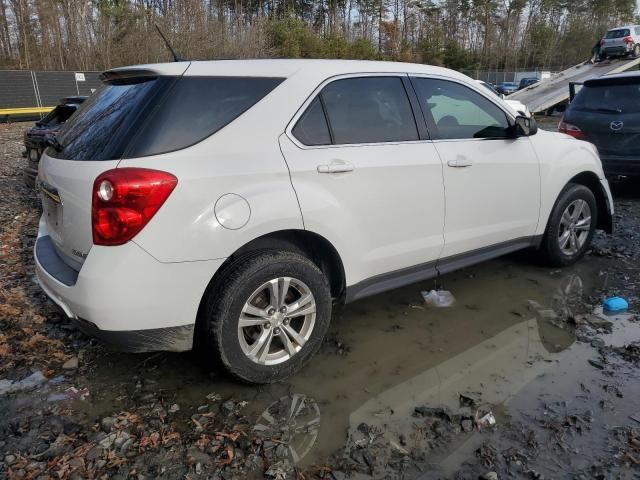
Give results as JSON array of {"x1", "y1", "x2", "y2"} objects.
[{"x1": 599, "y1": 25, "x2": 640, "y2": 59}]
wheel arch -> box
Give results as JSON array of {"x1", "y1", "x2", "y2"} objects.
[
  {"x1": 541, "y1": 171, "x2": 612, "y2": 239},
  {"x1": 195, "y1": 229, "x2": 346, "y2": 331},
  {"x1": 566, "y1": 171, "x2": 613, "y2": 233}
]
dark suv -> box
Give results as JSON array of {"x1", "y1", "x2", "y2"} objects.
[
  {"x1": 518, "y1": 77, "x2": 539, "y2": 90},
  {"x1": 559, "y1": 71, "x2": 640, "y2": 178},
  {"x1": 23, "y1": 96, "x2": 86, "y2": 188}
]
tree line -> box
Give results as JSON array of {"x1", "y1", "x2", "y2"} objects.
[{"x1": 0, "y1": 0, "x2": 637, "y2": 72}]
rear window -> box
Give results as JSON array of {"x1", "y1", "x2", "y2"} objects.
[
  {"x1": 49, "y1": 76, "x2": 284, "y2": 161},
  {"x1": 571, "y1": 83, "x2": 640, "y2": 114},
  {"x1": 605, "y1": 29, "x2": 630, "y2": 38}
]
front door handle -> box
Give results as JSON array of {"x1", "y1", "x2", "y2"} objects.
[
  {"x1": 317, "y1": 160, "x2": 354, "y2": 174},
  {"x1": 447, "y1": 156, "x2": 473, "y2": 168}
]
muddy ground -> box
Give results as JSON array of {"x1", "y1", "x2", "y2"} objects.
[{"x1": 1, "y1": 121, "x2": 640, "y2": 480}]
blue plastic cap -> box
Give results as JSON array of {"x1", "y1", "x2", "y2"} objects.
[{"x1": 603, "y1": 296, "x2": 629, "y2": 312}]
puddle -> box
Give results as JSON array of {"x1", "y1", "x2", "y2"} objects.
[{"x1": 56, "y1": 250, "x2": 637, "y2": 475}]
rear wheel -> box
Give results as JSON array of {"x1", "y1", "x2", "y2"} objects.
[
  {"x1": 201, "y1": 251, "x2": 332, "y2": 383},
  {"x1": 540, "y1": 183, "x2": 598, "y2": 267}
]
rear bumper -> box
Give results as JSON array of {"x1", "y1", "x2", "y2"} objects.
[
  {"x1": 23, "y1": 151, "x2": 39, "y2": 188},
  {"x1": 34, "y1": 216, "x2": 224, "y2": 352},
  {"x1": 600, "y1": 156, "x2": 640, "y2": 177},
  {"x1": 72, "y1": 318, "x2": 196, "y2": 353},
  {"x1": 601, "y1": 45, "x2": 633, "y2": 56}
]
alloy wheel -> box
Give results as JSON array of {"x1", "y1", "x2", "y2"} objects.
[
  {"x1": 238, "y1": 277, "x2": 316, "y2": 365},
  {"x1": 558, "y1": 199, "x2": 592, "y2": 256}
]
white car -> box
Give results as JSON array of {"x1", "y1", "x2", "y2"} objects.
[
  {"x1": 35, "y1": 60, "x2": 613, "y2": 383},
  {"x1": 475, "y1": 79, "x2": 530, "y2": 116},
  {"x1": 599, "y1": 25, "x2": 640, "y2": 59}
]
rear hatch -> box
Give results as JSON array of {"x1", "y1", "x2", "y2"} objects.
[
  {"x1": 38, "y1": 64, "x2": 189, "y2": 270},
  {"x1": 38, "y1": 63, "x2": 285, "y2": 270},
  {"x1": 565, "y1": 75, "x2": 640, "y2": 157},
  {"x1": 601, "y1": 28, "x2": 630, "y2": 51}
]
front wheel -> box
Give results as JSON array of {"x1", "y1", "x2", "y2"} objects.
[
  {"x1": 201, "y1": 251, "x2": 332, "y2": 384},
  {"x1": 540, "y1": 183, "x2": 598, "y2": 267}
]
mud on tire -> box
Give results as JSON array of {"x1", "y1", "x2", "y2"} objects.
[{"x1": 200, "y1": 251, "x2": 332, "y2": 384}]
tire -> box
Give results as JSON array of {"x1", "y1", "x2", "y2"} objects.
[
  {"x1": 540, "y1": 183, "x2": 598, "y2": 267},
  {"x1": 633, "y1": 44, "x2": 640, "y2": 59},
  {"x1": 200, "y1": 250, "x2": 332, "y2": 384}
]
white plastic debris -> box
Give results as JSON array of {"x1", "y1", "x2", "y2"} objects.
[
  {"x1": 478, "y1": 411, "x2": 496, "y2": 427},
  {"x1": 421, "y1": 290, "x2": 455, "y2": 308}
]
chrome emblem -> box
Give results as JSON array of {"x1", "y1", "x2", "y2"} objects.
[{"x1": 610, "y1": 121, "x2": 624, "y2": 131}]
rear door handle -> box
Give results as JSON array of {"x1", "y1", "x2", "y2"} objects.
[
  {"x1": 447, "y1": 156, "x2": 473, "y2": 168},
  {"x1": 317, "y1": 160, "x2": 354, "y2": 174}
]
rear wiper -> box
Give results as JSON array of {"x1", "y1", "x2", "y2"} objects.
[{"x1": 45, "y1": 135, "x2": 64, "y2": 152}]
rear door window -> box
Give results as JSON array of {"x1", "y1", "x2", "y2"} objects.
[
  {"x1": 292, "y1": 97, "x2": 331, "y2": 146},
  {"x1": 319, "y1": 77, "x2": 419, "y2": 145},
  {"x1": 49, "y1": 76, "x2": 284, "y2": 160},
  {"x1": 412, "y1": 78, "x2": 510, "y2": 140}
]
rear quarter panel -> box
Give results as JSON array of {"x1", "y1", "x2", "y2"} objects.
[{"x1": 119, "y1": 82, "x2": 307, "y2": 263}]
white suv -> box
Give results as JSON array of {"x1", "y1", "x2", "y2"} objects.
[{"x1": 35, "y1": 60, "x2": 614, "y2": 383}]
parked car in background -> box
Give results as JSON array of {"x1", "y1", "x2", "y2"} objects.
[
  {"x1": 560, "y1": 71, "x2": 640, "y2": 178},
  {"x1": 476, "y1": 80, "x2": 531, "y2": 116},
  {"x1": 496, "y1": 82, "x2": 519, "y2": 95},
  {"x1": 23, "y1": 96, "x2": 86, "y2": 188},
  {"x1": 518, "y1": 77, "x2": 539, "y2": 90},
  {"x1": 35, "y1": 60, "x2": 612, "y2": 384},
  {"x1": 599, "y1": 25, "x2": 640, "y2": 59}
]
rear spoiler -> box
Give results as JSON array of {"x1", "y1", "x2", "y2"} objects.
[{"x1": 99, "y1": 69, "x2": 159, "y2": 85}]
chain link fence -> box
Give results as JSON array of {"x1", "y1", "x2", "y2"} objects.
[
  {"x1": 0, "y1": 70, "x2": 101, "y2": 120},
  {"x1": 462, "y1": 68, "x2": 563, "y2": 85}
]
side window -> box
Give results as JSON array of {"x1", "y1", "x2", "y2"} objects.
[
  {"x1": 320, "y1": 77, "x2": 419, "y2": 144},
  {"x1": 412, "y1": 78, "x2": 510, "y2": 140},
  {"x1": 292, "y1": 97, "x2": 331, "y2": 146}
]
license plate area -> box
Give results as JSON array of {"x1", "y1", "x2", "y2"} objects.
[
  {"x1": 40, "y1": 182, "x2": 64, "y2": 243},
  {"x1": 605, "y1": 132, "x2": 640, "y2": 155}
]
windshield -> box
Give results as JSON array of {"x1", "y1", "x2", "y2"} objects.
[
  {"x1": 478, "y1": 82, "x2": 500, "y2": 96},
  {"x1": 39, "y1": 105, "x2": 77, "y2": 126},
  {"x1": 605, "y1": 29, "x2": 630, "y2": 39},
  {"x1": 571, "y1": 83, "x2": 640, "y2": 113}
]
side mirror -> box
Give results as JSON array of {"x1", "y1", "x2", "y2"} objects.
[
  {"x1": 500, "y1": 93, "x2": 505, "y2": 99},
  {"x1": 514, "y1": 115, "x2": 538, "y2": 136}
]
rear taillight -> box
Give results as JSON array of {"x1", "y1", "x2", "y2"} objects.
[
  {"x1": 558, "y1": 119, "x2": 585, "y2": 140},
  {"x1": 92, "y1": 168, "x2": 177, "y2": 246},
  {"x1": 624, "y1": 35, "x2": 634, "y2": 44}
]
